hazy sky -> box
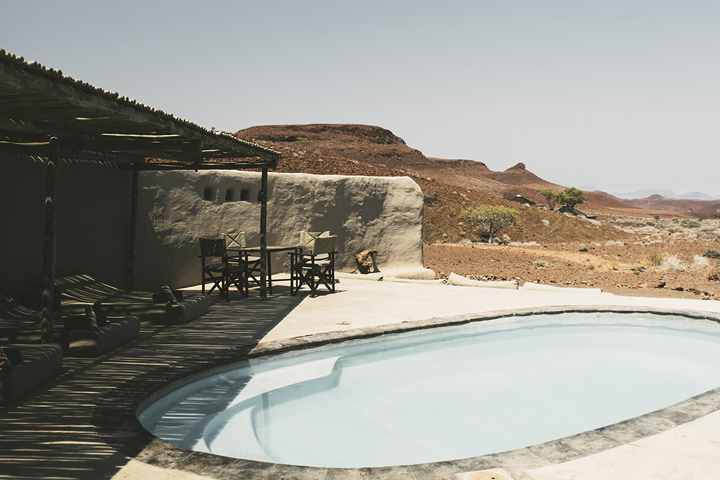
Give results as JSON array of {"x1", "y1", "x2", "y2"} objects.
[{"x1": 2, "y1": 1, "x2": 719, "y2": 196}]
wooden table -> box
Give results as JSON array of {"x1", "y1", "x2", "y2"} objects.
[{"x1": 228, "y1": 245, "x2": 301, "y2": 295}]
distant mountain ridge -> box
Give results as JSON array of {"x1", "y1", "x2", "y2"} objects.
[
  {"x1": 235, "y1": 123, "x2": 634, "y2": 243},
  {"x1": 613, "y1": 189, "x2": 720, "y2": 201},
  {"x1": 621, "y1": 195, "x2": 720, "y2": 217},
  {"x1": 235, "y1": 123, "x2": 718, "y2": 219}
]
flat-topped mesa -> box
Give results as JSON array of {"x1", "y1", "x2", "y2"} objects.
[
  {"x1": 430, "y1": 158, "x2": 490, "y2": 170},
  {"x1": 236, "y1": 123, "x2": 434, "y2": 176},
  {"x1": 237, "y1": 124, "x2": 407, "y2": 146}
]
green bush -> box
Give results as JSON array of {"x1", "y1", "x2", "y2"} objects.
[
  {"x1": 702, "y1": 249, "x2": 720, "y2": 259},
  {"x1": 458, "y1": 205, "x2": 519, "y2": 244},
  {"x1": 556, "y1": 187, "x2": 586, "y2": 210},
  {"x1": 536, "y1": 188, "x2": 560, "y2": 210}
]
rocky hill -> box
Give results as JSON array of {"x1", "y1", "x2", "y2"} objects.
[
  {"x1": 235, "y1": 124, "x2": 720, "y2": 299},
  {"x1": 235, "y1": 124, "x2": 637, "y2": 243},
  {"x1": 623, "y1": 195, "x2": 720, "y2": 218}
]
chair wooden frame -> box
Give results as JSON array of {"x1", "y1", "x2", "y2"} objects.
[
  {"x1": 223, "y1": 232, "x2": 263, "y2": 288},
  {"x1": 289, "y1": 235, "x2": 337, "y2": 297},
  {"x1": 199, "y1": 238, "x2": 248, "y2": 300}
]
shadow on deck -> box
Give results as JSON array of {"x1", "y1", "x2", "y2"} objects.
[{"x1": 0, "y1": 287, "x2": 305, "y2": 480}]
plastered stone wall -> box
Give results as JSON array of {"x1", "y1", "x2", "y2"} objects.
[{"x1": 134, "y1": 170, "x2": 424, "y2": 290}]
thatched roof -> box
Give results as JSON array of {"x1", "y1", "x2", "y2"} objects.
[{"x1": 0, "y1": 49, "x2": 279, "y2": 169}]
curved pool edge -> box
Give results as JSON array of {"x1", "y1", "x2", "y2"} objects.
[{"x1": 94, "y1": 305, "x2": 720, "y2": 480}]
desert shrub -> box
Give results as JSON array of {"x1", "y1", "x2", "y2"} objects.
[
  {"x1": 640, "y1": 253, "x2": 664, "y2": 267},
  {"x1": 702, "y1": 249, "x2": 720, "y2": 259},
  {"x1": 579, "y1": 246, "x2": 589, "y2": 252},
  {"x1": 681, "y1": 219, "x2": 702, "y2": 228},
  {"x1": 709, "y1": 268, "x2": 720, "y2": 282},
  {"x1": 602, "y1": 258, "x2": 620, "y2": 271},
  {"x1": 556, "y1": 187, "x2": 586, "y2": 210},
  {"x1": 458, "y1": 205, "x2": 519, "y2": 244},
  {"x1": 532, "y1": 259, "x2": 549, "y2": 268},
  {"x1": 536, "y1": 188, "x2": 560, "y2": 210},
  {"x1": 653, "y1": 214, "x2": 660, "y2": 220},
  {"x1": 661, "y1": 254, "x2": 686, "y2": 271}
]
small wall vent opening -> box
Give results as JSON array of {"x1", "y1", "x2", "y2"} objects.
[
  {"x1": 203, "y1": 187, "x2": 215, "y2": 201},
  {"x1": 225, "y1": 188, "x2": 235, "y2": 201},
  {"x1": 240, "y1": 188, "x2": 250, "y2": 201}
]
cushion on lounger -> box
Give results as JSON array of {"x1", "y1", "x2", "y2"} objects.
[
  {"x1": 0, "y1": 347, "x2": 14, "y2": 373},
  {"x1": 63, "y1": 307, "x2": 99, "y2": 331},
  {"x1": 0, "y1": 344, "x2": 63, "y2": 405},
  {"x1": 162, "y1": 284, "x2": 178, "y2": 304},
  {"x1": 0, "y1": 346, "x2": 23, "y2": 372},
  {"x1": 152, "y1": 286, "x2": 183, "y2": 304},
  {"x1": 2, "y1": 346, "x2": 23, "y2": 366},
  {"x1": 60, "y1": 316, "x2": 140, "y2": 357}
]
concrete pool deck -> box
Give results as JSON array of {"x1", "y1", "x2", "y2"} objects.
[
  {"x1": 266, "y1": 276, "x2": 720, "y2": 480},
  {"x1": 3, "y1": 275, "x2": 720, "y2": 479}
]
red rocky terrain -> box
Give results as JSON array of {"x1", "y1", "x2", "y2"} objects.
[{"x1": 236, "y1": 124, "x2": 720, "y2": 299}]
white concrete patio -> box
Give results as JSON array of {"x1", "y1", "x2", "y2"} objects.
[{"x1": 260, "y1": 274, "x2": 720, "y2": 480}]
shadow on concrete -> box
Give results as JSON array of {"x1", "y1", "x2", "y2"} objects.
[{"x1": 0, "y1": 288, "x2": 305, "y2": 479}]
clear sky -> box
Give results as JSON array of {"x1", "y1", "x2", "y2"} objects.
[{"x1": 2, "y1": 1, "x2": 719, "y2": 196}]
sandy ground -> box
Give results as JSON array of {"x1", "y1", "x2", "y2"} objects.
[{"x1": 424, "y1": 238, "x2": 720, "y2": 300}]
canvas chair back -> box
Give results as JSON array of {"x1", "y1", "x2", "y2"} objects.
[
  {"x1": 300, "y1": 231, "x2": 330, "y2": 250},
  {"x1": 199, "y1": 238, "x2": 226, "y2": 258},
  {"x1": 311, "y1": 235, "x2": 336, "y2": 256},
  {"x1": 223, "y1": 232, "x2": 247, "y2": 249}
]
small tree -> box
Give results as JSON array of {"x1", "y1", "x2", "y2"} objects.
[
  {"x1": 536, "y1": 188, "x2": 560, "y2": 210},
  {"x1": 459, "y1": 205, "x2": 519, "y2": 244},
  {"x1": 556, "y1": 187, "x2": 586, "y2": 211}
]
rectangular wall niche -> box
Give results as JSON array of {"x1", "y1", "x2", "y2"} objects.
[
  {"x1": 203, "y1": 186, "x2": 216, "y2": 201},
  {"x1": 201, "y1": 185, "x2": 255, "y2": 203}
]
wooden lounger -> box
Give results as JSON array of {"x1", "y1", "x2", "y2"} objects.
[
  {"x1": 52, "y1": 274, "x2": 210, "y2": 324},
  {"x1": 0, "y1": 343, "x2": 63, "y2": 405}
]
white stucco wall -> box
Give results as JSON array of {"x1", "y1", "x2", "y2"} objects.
[{"x1": 134, "y1": 170, "x2": 424, "y2": 290}]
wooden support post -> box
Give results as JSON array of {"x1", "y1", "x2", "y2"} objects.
[
  {"x1": 41, "y1": 138, "x2": 59, "y2": 343},
  {"x1": 259, "y1": 167, "x2": 269, "y2": 300},
  {"x1": 127, "y1": 169, "x2": 139, "y2": 290}
]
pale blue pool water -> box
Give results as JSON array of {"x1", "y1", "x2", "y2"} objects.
[{"x1": 138, "y1": 312, "x2": 720, "y2": 468}]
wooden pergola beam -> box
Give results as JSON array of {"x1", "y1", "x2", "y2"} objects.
[
  {"x1": 123, "y1": 159, "x2": 277, "y2": 171},
  {"x1": 40, "y1": 138, "x2": 59, "y2": 343},
  {"x1": 2, "y1": 49, "x2": 281, "y2": 307},
  {"x1": 0, "y1": 55, "x2": 280, "y2": 164}
]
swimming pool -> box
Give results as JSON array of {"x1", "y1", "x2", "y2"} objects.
[{"x1": 138, "y1": 311, "x2": 720, "y2": 468}]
